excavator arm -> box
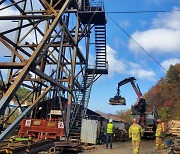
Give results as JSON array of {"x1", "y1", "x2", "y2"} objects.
[
  {"x1": 109, "y1": 77, "x2": 145, "y2": 112},
  {"x1": 117, "y1": 77, "x2": 142, "y2": 100}
]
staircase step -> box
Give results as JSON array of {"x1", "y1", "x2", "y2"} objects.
[
  {"x1": 96, "y1": 46, "x2": 106, "y2": 48},
  {"x1": 95, "y1": 36, "x2": 105, "y2": 38},
  {"x1": 95, "y1": 24, "x2": 107, "y2": 73},
  {"x1": 96, "y1": 61, "x2": 107, "y2": 63},
  {"x1": 70, "y1": 129, "x2": 81, "y2": 133},
  {"x1": 96, "y1": 63, "x2": 107, "y2": 65},
  {"x1": 69, "y1": 134, "x2": 81, "y2": 139},
  {"x1": 95, "y1": 26, "x2": 105, "y2": 28},
  {"x1": 95, "y1": 40, "x2": 105, "y2": 42},
  {"x1": 96, "y1": 52, "x2": 106, "y2": 54},
  {"x1": 95, "y1": 30, "x2": 105, "y2": 32},
  {"x1": 96, "y1": 48, "x2": 106, "y2": 50},
  {"x1": 95, "y1": 33, "x2": 105, "y2": 36}
]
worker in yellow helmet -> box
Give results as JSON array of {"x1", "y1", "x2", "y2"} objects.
[
  {"x1": 106, "y1": 119, "x2": 114, "y2": 149},
  {"x1": 129, "y1": 118, "x2": 143, "y2": 154},
  {"x1": 155, "y1": 119, "x2": 164, "y2": 150}
]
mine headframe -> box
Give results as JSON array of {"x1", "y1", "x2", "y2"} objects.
[{"x1": 0, "y1": 0, "x2": 108, "y2": 143}]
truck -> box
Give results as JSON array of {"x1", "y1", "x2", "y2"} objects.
[{"x1": 109, "y1": 77, "x2": 158, "y2": 137}]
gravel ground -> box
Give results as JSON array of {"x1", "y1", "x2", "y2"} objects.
[{"x1": 80, "y1": 139, "x2": 168, "y2": 154}]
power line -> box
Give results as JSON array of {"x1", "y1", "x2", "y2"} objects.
[
  {"x1": 106, "y1": 14, "x2": 167, "y2": 72},
  {"x1": 106, "y1": 10, "x2": 180, "y2": 14}
]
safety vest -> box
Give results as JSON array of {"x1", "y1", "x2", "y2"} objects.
[
  {"x1": 129, "y1": 123, "x2": 143, "y2": 141},
  {"x1": 155, "y1": 124, "x2": 162, "y2": 137},
  {"x1": 106, "y1": 122, "x2": 113, "y2": 134}
]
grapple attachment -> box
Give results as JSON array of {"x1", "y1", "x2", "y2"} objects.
[{"x1": 109, "y1": 96, "x2": 126, "y2": 105}]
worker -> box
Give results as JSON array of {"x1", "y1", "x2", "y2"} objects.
[
  {"x1": 106, "y1": 119, "x2": 114, "y2": 149},
  {"x1": 155, "y1": 119, "x2": 164, "y2": 150},
  {"x1": 129, "y1": 118, "x2": 143, "y2": 154}
]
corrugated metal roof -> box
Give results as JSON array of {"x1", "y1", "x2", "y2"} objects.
[{"x1": 96, "y1": 111, "x2": 126, "y2": 123}]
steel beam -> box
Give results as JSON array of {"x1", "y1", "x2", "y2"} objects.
[
  {"x1": 0, "y1": 38, "x2": 25, "y2": 62},
  {"x1": 0, "y1": 62, "x2": 25, "y2": 69},
  {"x1": 0, "y1": 86, "x2": 52, "y2": 142},
  {"x1": 17, "y1": 43, "x2": 73, "y2": 47},
  {"x1": 0, "y1": 15, "x2": 54, "y2": 20},
  {"x1": 0, "y1": 0, "x2": 72, "y2": 117},
  {"x1": 31, "y1": 67, "x2": 70, "y2": 93},
  {"x1": 66, "y1": 16, "x2": 80, "y2": 136}
]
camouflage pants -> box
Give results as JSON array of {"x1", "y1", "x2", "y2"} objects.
[{"x1": 132, "y1": 140, "x2": 140, "y2": 154}]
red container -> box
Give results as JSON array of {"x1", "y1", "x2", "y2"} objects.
[{"x1": 19, "y1": 119, "x2": 65, "y2": 140}]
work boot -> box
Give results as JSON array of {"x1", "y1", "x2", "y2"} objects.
[{"x1": 106, "y1": 145, "x2": 108, "y2": 148}]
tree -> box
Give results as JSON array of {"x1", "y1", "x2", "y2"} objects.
[
  {"x1": 159, "y1": 107, "x2": 169, "y2": 121},
  {"x1": 16, "y1": 87, "x2": 32, "y2": 101},
  {"x1": 116, "y1": 109, "x2": 131, "y2": 123},
  {"x1": 145, "y1": 63, "x2": 180, "y2": 121},
  {"x1": 166, "y1": 64, "x2": 180, "y2": 83}
]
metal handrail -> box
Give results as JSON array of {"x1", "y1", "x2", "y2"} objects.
[{"x1": 79, "y1": 0, "x2": 104, "y2": 12}]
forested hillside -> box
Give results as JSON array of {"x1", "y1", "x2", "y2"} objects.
[{"x1": 144, "y1": 63, "x2": 180, "y2": 122}]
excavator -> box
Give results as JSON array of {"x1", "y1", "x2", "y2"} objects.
[{"x1": 109, "y1": 77, "x2": 157, "y2": 137}]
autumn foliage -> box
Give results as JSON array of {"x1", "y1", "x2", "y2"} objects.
[{"x1": 144, "y1": 63, "x2": 180, "y2": 122}]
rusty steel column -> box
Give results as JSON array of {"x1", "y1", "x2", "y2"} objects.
[{"x1": 66, "y1": 16, "x2": 80, "y2": 136}]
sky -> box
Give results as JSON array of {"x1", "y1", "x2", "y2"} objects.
[
  {"x1": 88, "y1": 0, "x2": 180, "y2": 114},
  {"x1": 0, "y1": 0, "x2": 180, "y2": 115}
]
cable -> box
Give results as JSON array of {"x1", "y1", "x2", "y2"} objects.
[
  {"x1": 106, "y1": 10, "x2": 180, "y2": 14},
  {"x1": 106, "y1": 13, "x2": 167, "y2": 71}
]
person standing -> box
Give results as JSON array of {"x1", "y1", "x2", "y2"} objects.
[
  {"x1": 106, "y1": 119, "x2": 114, "y2": 149},
  {"x1": 155, "y1": 119, "x2": 163, "y2": 150},
  {"x1": 129, "y1": 118, "x2": 143, "y2": 154}
]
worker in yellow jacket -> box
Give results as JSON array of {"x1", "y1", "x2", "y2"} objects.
[
  {"x1": 129, "y1": 118, "x2": 143, "y2": 154},
  {"x1": 155, "y1": 119, "x2": 164, "y2": 150},
  {"x1": 106, "y1": 119, "x2": 114, "y2": 149}
]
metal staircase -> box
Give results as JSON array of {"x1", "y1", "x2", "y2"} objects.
[
  {"x1": 95, "y1": 25, "x2": 107, "y2": 69},
  {"x1": 68, "y1": 1, "x2": 108, "y2": 143},
  {"x1": 69, "y1": 73, "x2": 94, "y2": 142},
  {"x1": 68, "y1": 25, "x2": 107, "y2": 142}
]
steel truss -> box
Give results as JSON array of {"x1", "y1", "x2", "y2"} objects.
[{"x1": 0, "y1": 0, "x2": 107, "y2": 142}]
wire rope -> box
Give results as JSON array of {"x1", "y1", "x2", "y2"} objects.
[
  {"x1": 106, "y1": 13, "x2": 167, "y2": 71},
  {"x1": 106, "y1": 10, "x2": 180, "y2": 14}
]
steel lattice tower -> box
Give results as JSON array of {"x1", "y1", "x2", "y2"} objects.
[{"x1": 0, "y1": 0, "x2": 107, "y2": 142}]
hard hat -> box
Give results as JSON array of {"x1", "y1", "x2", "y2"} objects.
[
  {"x1": 157, "y1": 119, "x2": 161, "y2": 124},
  {"x1": 133, "y1": 118, "x2": 137, "y2": 123},
  {"x1": 109, "y1": 119, "x2": 113, "y2": 123}
]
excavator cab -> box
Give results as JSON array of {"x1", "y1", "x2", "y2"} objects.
[{"x1": 109, "y1": 95, "x2": 126, "y2": 105}]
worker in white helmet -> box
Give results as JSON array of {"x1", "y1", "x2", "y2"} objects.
[{"x1": 106, "y1": 119, "x2": 114, "y2": 149}]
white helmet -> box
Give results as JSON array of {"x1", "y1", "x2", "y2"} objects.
[{"x1": 109, "y1": 119, "x2": 113, "y2": 123}]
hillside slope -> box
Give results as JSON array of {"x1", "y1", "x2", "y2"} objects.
[{"x1": 144, "y1": 63, "x2": 180, "y2": 121}]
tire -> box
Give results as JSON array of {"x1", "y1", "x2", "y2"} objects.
[{"x1": 49, "y1": 147, "x2": 56, "y2": 154}]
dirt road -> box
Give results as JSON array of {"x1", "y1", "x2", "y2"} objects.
[{"x1": 81, "y1": 140, "x2": 167, "y2": 154}]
